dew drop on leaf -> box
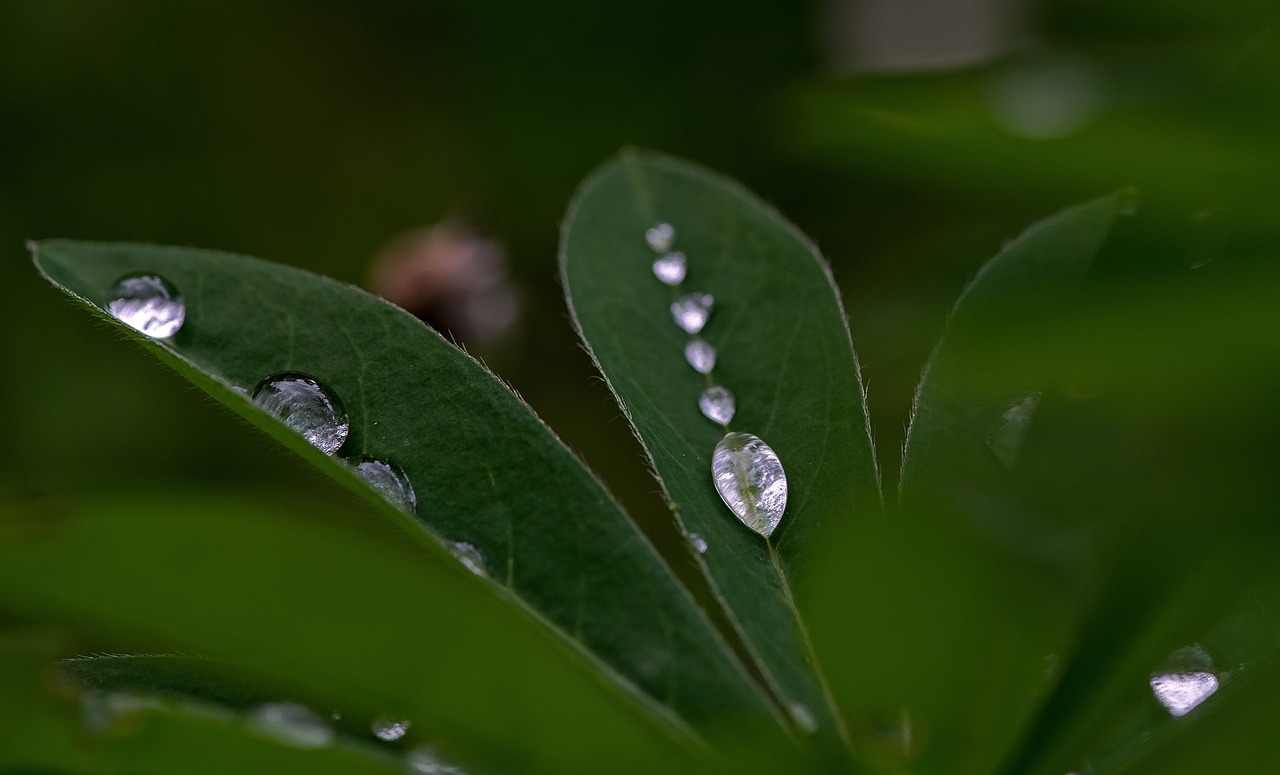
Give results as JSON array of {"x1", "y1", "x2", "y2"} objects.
[
  {"x1": 1150, "y1": 644, "x2": 1219, "y2": 717},
  {"x1": 252, "y1": 372, "x2": 350, "y2": 455},
  {"x1": 987, "y1": 392, "x2": 1041, "y2": 468},
  {"x1": 689, "y1": 532, "x2": 708, "y2": 554},
  {"x1": 644, "y1": 222, "x2": 676, "y2": 253},
  {"x1": 449, "y1": 541, "x2": 487, "y2": 576},
  {"x1": 106, "y1": 273, "x2": 186, "y2": 339},
  {"x1": 356, "y1": 457, "x2": 417, "y2": 512},
  {"x1": 698, "y1": 385, "x2": 735, "y2": 425},
  {"x1": 684, "y1": 338, "x2": 716, "y2": 374},
  {"x1": 789, "y1": 702, "x2": 818, "y2": 733},
  {"x1": 712, "y1": 432, "x2": 788, "y2": 537},
  {"x1": 652, "y1": 251, "x2": 687, "y2": 285},
  {"x1": 371, "y1": 716, "x2": 410, "y2": 742},
  {"x1": 670, "y1": 292, "x2": 714, "y2": 334},
  {"x1": 248, "y1": 702, "x2": 333, "y2": 749}
]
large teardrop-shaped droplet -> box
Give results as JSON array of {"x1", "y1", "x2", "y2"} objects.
[
  {"x1": 1149, "y1": 643, "x2": 1219, "y2": 717},
  {"x1": 698, "y1": 385, "x2": 735, "y2": 425},
  {"x1": 252, "y1": 372, "x2": 349, "y2": 455},
  {"x1": 670, "y1": 292, "x2": 714, "y2": 335},
  {"x1": 712, "y1": 432, "x2": 788, "y2": 537},
  {"x1": 356, "y1": 457, "x2": 417, "y2": 512},
  {"x1": 106, "y1": 273, "x2": 186, "y2": 339}
]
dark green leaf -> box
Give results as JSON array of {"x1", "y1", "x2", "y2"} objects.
[
  {"x1": 0, "y1": 630, "x2": 405, "y2": 775},
  {"x1": 561, "y1": 149, "x2": 881, "y2": 752},
  {"x1": 0, "y1": 491, "x2": 705, "y2": 775},
  {"x1": 30, "y1": 239, "x2": 777, "y2": 740}
]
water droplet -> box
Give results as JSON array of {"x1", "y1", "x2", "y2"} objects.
[
  {"x1": 106, "y1": 273, "x2": 185, "y2": 339},
  {"x1": 372, "y1": 716, "x2": 410, "y2": 742},
  {"x1": 357, "y1": 457, "x2": 417, "y2": 512},
  {"x1": 252, "y1": 372, "x2": 350, "y2": 455},
  {"x1": 1150, "y1": 644, "x2": 1219, "y2": 717},
  {"x1": 712, "y1": 432, "x2": 788, "y2": 537},
  {"x1": 696, "y1": 384, "x2": 737, "y2": 425},
  {"x1": 652, "y1": 251, "x2": 687, "y2": 285},
  {"x1": 684, "y1": 338, "x2": 716, "y2": 374},
  {"x1": 689, "y1": 532, "x2": 708, "y2": 554},
  {"x1": 671, "y1": 292, "x2": 714, "y2": 335},
  {"x1": 248, "y1": 703, "x2": 333, "y2": 749},
  {"x1": 988, "y1": 393, "x2": 1041, "y2": 467},
  {"x1": 406, "y1": 745, "x2": 465, "y2": 774},
  {"x1": 449, "y1": 541, "x2": 487, "y2": 576},
  {"x1": 1150, "y1": 672, "x2": 1218, "y2": 717},
  {"x1": 699, "y1": 385, "x2": 736, "y2": 425},
  {"x1": 789, "y1": 702, "x2": 818, "y2": 734},
  {"x1": 645, "y1": 223, "x2": 676, "y2": 253}
]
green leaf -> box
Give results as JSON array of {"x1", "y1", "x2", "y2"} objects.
[
  {"x1": 30, "y1": 239, "x2": 777, "y2": 740},
  {"x1": 0, "y1": 630, "x2": 405, "y2": 775},
  {"x1": 900, "y1": 191, "x2": 1131, "y2": 496},
  {"x1": 0, "y1": 491, "x2": 703, "y2": 775},
  {"x1": 863, "y1": 193, "x2": 1128, "y2": 773},
  {"x1": 561, "y1": 149, "x2": 881, "y2": 752}
]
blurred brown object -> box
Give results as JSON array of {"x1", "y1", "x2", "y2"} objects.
[{"x1": 369, "y1": 222, "x2": 520, "y2": 350}]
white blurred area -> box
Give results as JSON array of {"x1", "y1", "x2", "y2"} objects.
[{"x1": 822, "y1": 0, "x2": 1029, "y2": 73}]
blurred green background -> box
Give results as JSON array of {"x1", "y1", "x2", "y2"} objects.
[{"x1": 2, "y1": 0, "x2": 1277, "y2": 541}]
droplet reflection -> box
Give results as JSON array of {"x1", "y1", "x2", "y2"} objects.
[
  {"x1": 652, "y1": 252, "x2": 687, "y2": 285},
  {"x1": 684, "y1": 338, "x2": 716, "y2": 374},
  {"x1": 449, "y1": 541, "x2": 487, "y2": 576},
  {"x1": 699, "y1": 386, "x2": 736, "y2": 425},
  {"x1": 106, "y1": 273, "x2": 186, "y2": 339},
  {"x1": 248, "y1": 702, "x2": 333, "y2": 749},
  {"x1": 671, "y1": 293, "x2": 714, "y2": 335},
  {"x1": 406, "y1": 745, "x2": 466, "y2": 774},
  {"x1": 645, "y1": 223, "x2": 676, "y2": 253},
  {"x1": 1150, "y1": 644, "x2": 1219, "y2": 717},
  {"x1": 357, "y1": 457, "x2": 417, "y2": 512},
  {"x1": 712, "y1": 432, "x2": 788, "y2": 537},
  {"x1": 371, "y1": 716, "x2": 410, "y2": 742},
  {"x1": 252, "y1": 372, "x2": 350, "y2": 455}
]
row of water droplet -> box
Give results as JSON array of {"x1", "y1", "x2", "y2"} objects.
[
  {"x1": 644, "y1": 223, "x2": 789, "y2": 540},
  {"x1": 104, "y1": 272, "x2": 488, "y2": 578}
]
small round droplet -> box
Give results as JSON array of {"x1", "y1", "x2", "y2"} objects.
[
  {"x1": 106, "y1": 273, "x2": 185, "y2": 339},
  {"x1": 645, "y1": 223, "x2": 676, "y2": 253},
  {"x1": 712, "y1": 432, "x2": 788, "y2": 537},
  {"x1": 684, "y1": 338, "x2": 716, "y2": 374},
  {"x1": 357, "y1": 457, "x2": 417, "y2": 512},
  {"x1": 406, "y1": 745, "x2": 465, "y2": 774},
  {"x1": 671, "y1": 293, "x2": 714, "y2": 335},
  {"x1": 372, "y1": 716, "x2": 410, "y2": 742},
  {"x1": 688, "y1": 532, "x2": 708, "y2": 554},
  {"x1": 248, "y1": 703, "x2": 333, "y2": 749},
  {"x1": 699, "y1": 385, "x2": 736, "y2": 425},
  {"x1": 789, "y1": 702, "x2": 818, "y2": 734},
  {"x1": 449, "y1": 541, "x2": 487, "y2": 576},
  {"x1": 652, "y1": 252, "x2": 687, "y2": 285},
  {"x1": 252, "y1": 372, "x2": 350, "y2": 455}
]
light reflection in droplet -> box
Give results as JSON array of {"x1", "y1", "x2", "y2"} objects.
[
  {"x1": 248, "y1": 702, "x2": 333, "y2": 749},
  {"x1": 106, "y1": 273, "x2": 186, "y2": 339}
]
